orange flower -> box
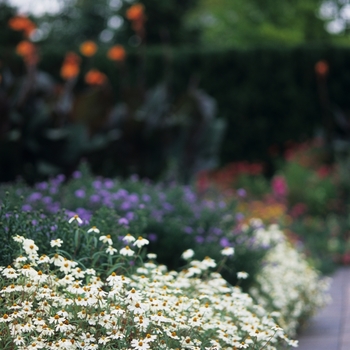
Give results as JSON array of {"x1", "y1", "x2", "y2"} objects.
[
  {"x1": 60, "y1": 52, "x2": 81, "y2": 80},
  {"x1": 79, "y1": 41, "x2": 98, "y2": 57},
  {"x1": 315, "y1": 60, "x2": 328, "y2": 77},
  {"x1": 85, "y1": 69, "x2": 107, "y2": 85},
  {"x1": 16, "y1": 40, "x2": 35, "y2": 57},
  {"x1": 8, "y1": 16, "x2": 36, "y2": 37},
  {"x1": 126, "y1": 3, "x2": 146, "y2": 33},
  {"x1": 16, "y1": 40, "x2": 38, "y2": 65},
  {"x1": 107, "y1": 45, "x2": 126, "y2": 62},
  {"x1": 126, "y1": 4, "x2": 145, "y2": 21}
]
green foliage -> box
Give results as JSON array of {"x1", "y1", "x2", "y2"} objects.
[
  {"x1": 0, "y1": 165, "x2": 272, "y2": 289},
  {"x1": 289, "y1": 215, "x2": 338, "y2": 274},
  {"x1": 282, "y1": 161, "x2": 337, "y2": 215},
  {"x1": 187, "y1": 0, "x2": 332, "y2": 48}
]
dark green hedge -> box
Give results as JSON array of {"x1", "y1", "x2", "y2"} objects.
[{"x1": 2, "y1": 44, "x2": 350, "y2": 174}]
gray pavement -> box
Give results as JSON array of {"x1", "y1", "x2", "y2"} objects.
[{"x1": 297, "y1": 267, "x2": 350, "y2": 350}]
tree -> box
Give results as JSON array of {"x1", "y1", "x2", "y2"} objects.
[{"x1": 186, "y1": 0, "x2": 333, "y2": 47}]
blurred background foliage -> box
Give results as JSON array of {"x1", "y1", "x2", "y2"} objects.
[{"x1": 1, "y1": 0, "x2": 350, "y2": 184}]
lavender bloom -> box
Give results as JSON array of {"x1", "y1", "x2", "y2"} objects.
[
  {"x1": 147, "y1": 233, "x2": 157, "y2": 242},
  {"x1": 72, "y1": 171, "x2": 82, "y2": 179},
  {"x1": 125, "y1": 212, "x2": 134, "y2": 221},
  {"x1": 212, "y1": 227, "x2": 223, "y2": 236},
  {"x1": 22, "y1": 204, "x2": 32, "y2": 212},
  {"x1": 121, "y1": 202, "x2": 132, "y2": 211},
  {"x1": 42, "y1": 196, "x2": 53, "y2": 204},
  {"x1": 128, "y1": 194, "x2": 139, "y2": 203},
  {"x1": 163, "y1": 202, "x2": 174, "y2": 211},
  {"x1": 49, "y1": 187, "x2": 58, "y2": 195},
  {"x1": 104, "y1": 179, "x2": 114, "y2": 189},
  {"x1": 47, "y1": 203, "x2": 60, "y2": 213},
  {"x1": 142, "y1": 194, "x2": 151, "y2": 202},
  {"x1": 184, "y1": 190, "x2": 196, "y2": 203},
  {"x1": 90, "y1": 194, "x2": 101, "y2": 203},
  {"x1": 237, "y1": 188, "x2": 247, "y2": 197},
  {"x1": 75, "y1": 189, "x2": 86, "y2": 198},
  {"x1": 219, "y1": 201, "x2": 226, "y2": 208},
  {"x1": 195, "y1": 236, "x2": 205, "y2": 243},
  {"x1": 35, "y1": 182, "x2": 48, "y2": 190},
  {"x1": 93, "y1": 180, "x2": 102, "y2": 190},
  {"x1": 27, "y1": 192, "x2": 42, "y2": 202},
  {"x1": 76, "y1": 207, "x2": 92, "y2": 223},
  {"x1": 220, "y1": 237, "x2": 230, "y2": 247},
  {"x1": 235, "y1": 213, "x2": 245, "y2": 221},
  {"x1": 118, "y1": 218, "x2": 129, "y2": 226},
  {"x1": 184, "y1": 226, "x2": 193, "y2": 234}
]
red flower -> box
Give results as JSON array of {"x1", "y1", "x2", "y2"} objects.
[{"x1": 315, "y1": 60, "x2": 329, "y2": 78}]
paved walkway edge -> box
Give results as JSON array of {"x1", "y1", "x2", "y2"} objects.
[{"x1": 297, "y1": 267, "x2": 350, "y2": 350}]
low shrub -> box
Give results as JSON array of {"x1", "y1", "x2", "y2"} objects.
[
  {"x1": 0, "y1": 165, "x2": 268, "y2": 290},
  {"x1": 248, "y1": 223, "x2": 330, "y2": 337},
  {"x1": 0, "y1": 235, "x2": 298, "y2": 350}
]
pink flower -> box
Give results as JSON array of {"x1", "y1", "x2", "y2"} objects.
[{"x1": 272, "y1": 175, "x2": 288, "y2": 198}]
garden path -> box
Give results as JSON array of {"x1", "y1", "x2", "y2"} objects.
[{"x1": 297, "y1": 267, "x2": 350, "y2": 350}]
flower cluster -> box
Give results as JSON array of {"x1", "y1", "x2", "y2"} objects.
[
  {"x1": 0, "y1": 236, "x2": 297, "y2": 350},
  {"x1": 249, "y1": 223, "x2": 331, "y2": 337}
]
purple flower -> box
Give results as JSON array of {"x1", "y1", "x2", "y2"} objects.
[
  {"x1": 118, "y1": 218, "x2": 129, "y2": 226},
  {"x1": 163, "y1": 202, "x2": 174, "y2": 211},
  {"x1": 212, "y1": 227, "x2": 223, "y2": 235},
  {"x1": 35, "y1": 182, "x2": 48, "y2": 190},
  {"x1": 237, "y1": 188, "x2": 246, "y2": 197},
  {"x1": 235, "y1": 213, "x2": 245, "y2": 221},
  {"x1": 147, "y1": 233, "x2": 157, "y2": 242},
  {"x1": 75, "y1": 189, "x2": 86, "y2": 198},
  {"x1": 90, "y1": 194, "x2": 101, "y2": 203},
  {"x1": 72, "y1": 171, "x2": 82, "y2": 179},
  {"x1": 125, "y1": 212, "x2": 134, "y2": 221},
  {"x1": 184, "y1": 226, "x2": 193, "y2": 234},
  {"x1": 49, "y1": 187, "x2": 58, "y2": 195},
  {"x1": 104, "y1": 179, "x2": 114, "y2": 189},
  {"x1": 93, "y1": 180, "x2": 102, "y2": 190},
  {"x1": 128, "y1": 194, "x2": 139, "y2": 203},
  {"x1": 121, "y1": 202, "x2": 132, "y2": 211},
  {"x1": 47, "y1": 203, "x2": 60, "y2": 213},
  {"x1": 27, "y1": 192, "x2": 42, "y2": 202},
  {"x1": 142, "y1": 194, "x2": 151, "y2": 202},
  {"x1": 42, "y1": 196, "x2": 53, "y2": 204},
  {"x1": 22, "y1": 204, "x2": 32, "y2": 212},
  {"x1": 195, "y1": 236, "x2": 204, "y2": 243},
  {"x1": 219, "y1": 201, "x2": 226, "y2": 208},
  {"x1": 219, "y1": 237, "x2": 230, "y2": 247}
]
